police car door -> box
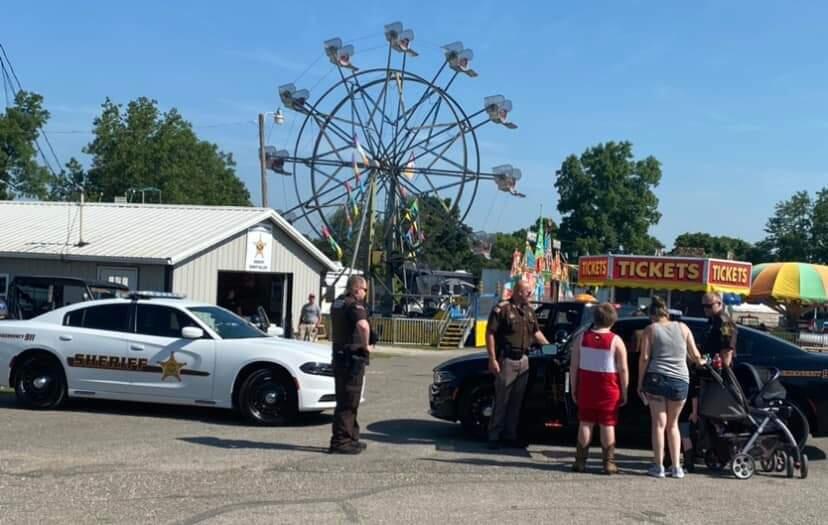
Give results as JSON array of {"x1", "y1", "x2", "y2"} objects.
[
  {"x1": 124, "y1": 304, "x2": 215, "y2": 402},
  {"x1": 61, "y1": 303, "x2": 133, "y2": 394}
]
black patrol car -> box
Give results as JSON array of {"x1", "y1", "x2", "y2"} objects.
[{"x1": 429, "y1": 316, "x2": 828, "y2": 443}]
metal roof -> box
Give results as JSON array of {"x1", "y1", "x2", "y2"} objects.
[{"x1": 0, "y1": 201, "x2": 336, "y2": 270}]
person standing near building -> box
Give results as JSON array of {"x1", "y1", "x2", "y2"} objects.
[
  {"x1": 570, "y1": 303, "x2": 628, "y2": 474},
  {"x1": 328, "y1": 276, "x2": 371, "y2": 454},
  {"x1": 486, "y1": 280, "x2": 550, "y2": 449},
  {"x1": 298, "y1": 293, "x2": 321, "y2": 341}
]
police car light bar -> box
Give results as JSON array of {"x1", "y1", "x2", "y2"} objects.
[{"x1": 127, "y1": 291, "x2": 187, "y2": 300}]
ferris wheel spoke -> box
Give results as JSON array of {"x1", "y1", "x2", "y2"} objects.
[
  {"x1": 410, "y1": 130, "x2": 467, "y2": 173},
  {"x1": 307, "y1": 110, "x2": 358, "y2": 153},
  {"x1": 314, "y1": 143, "x2": 354, "y2": 161},
  {"x1": 338, "y1": 69, "x2": 388, "y2": 159},
  {"x1": 391, "y1": 62, "x2": 448, "y2": 151},
  {"x1": 394, "y1": 71, "x2": 459, "y2": 162},
  {"x1": 312, "y1": 164, "x2": 346, "y2": 194},
  {"x1": 400, "y1": 107, "x2": 486, "y2": 162}
]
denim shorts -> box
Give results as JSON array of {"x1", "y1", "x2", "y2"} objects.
[{"x1": 642, "y1": 372, "x2": 689, "y2": 401}]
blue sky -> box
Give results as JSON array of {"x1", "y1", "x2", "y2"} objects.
[{"x1": 4, "y1": 1, "x2": 827, "y2": 248}]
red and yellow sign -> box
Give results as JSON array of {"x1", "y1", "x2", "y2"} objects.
[{"x1": 578, "y1": 255, "x2": 752, "y2": 295}]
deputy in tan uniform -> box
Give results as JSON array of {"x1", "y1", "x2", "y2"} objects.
[{"x1": 486, "y1": 280, "x2": 550, "y2": 449}]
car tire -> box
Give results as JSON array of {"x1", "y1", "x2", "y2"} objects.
[
  {"x1": 238, "y1": 368, "x2": 298, "y2": 426},
  {"x1": 459, "y1": 381, "x2": 494, "y2": 437},
  {"x1": 14, "y1": 354, "x2": 67, "y2": 410}
]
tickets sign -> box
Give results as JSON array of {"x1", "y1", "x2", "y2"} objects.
[{"x1": 578, "y1": 255, "x2": 752, "y2": 295}]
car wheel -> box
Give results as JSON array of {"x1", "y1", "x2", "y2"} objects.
[
  {"x1": 238, "y1": 368, "x2": 297, "y2": 426},
  {"x1": 459, "y1": 381, "x2": 494, "y2": 437},
  {"x1": 14, "y1": 354, "x2": 67, "y2": 410}
]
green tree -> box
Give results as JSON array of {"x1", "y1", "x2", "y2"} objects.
[
  {"x1": 763, "y1": 191, "x2": 814, "y2": 262},
  {"x1": 555, "y1": 141, "x2": 663, "y2": 258},
  {"x1": 84, "y1": 97, "x2": 250, "y2": 205},
  {"x1": 49, "y1": 157, "x2": 87, "y2": 201},
  {"x1": 672, "y1": 232, "x2": 754, "y2": 260},
  {"x1": 0, "y1": 90, "x2": 52, "y2": 199},
  {"x1": 813, "y1": 188, "x2": 828, "y2": 264}
]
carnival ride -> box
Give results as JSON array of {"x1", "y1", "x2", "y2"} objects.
[{"x1": 268, "y1": 23, "x2": 526, "y2": 312}]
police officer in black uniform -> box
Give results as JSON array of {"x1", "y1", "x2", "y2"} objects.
[
  {"x1": 486, "y1": 280, "x2": 549, "y2": 449},
  {"x1": 328, "y1": 275, "x2": 372, "y2": 454}
]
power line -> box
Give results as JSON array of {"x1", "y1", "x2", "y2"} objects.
[{"x1": 0, "y1": 42, "x2": 62, "y2": 178}]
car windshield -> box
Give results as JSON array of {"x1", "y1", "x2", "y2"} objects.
[{"x1": 188, "y1": 306, "x2": 267, "y2": 339}]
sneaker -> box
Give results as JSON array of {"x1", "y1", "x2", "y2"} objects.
[
  {"x1": 669, "y1": 466, "x2": 685, "y2": 479},
  {"x1": 647, "y1": 464, "x2": 666, "y2": 478}
]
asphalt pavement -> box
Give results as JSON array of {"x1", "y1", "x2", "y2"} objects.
[{"x1": 0, "y1": 346, "x2": 826, "y2": 524}]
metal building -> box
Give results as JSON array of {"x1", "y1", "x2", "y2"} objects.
[{"x1": 0, "y1": 201, "x2": 336, "y2": 336}]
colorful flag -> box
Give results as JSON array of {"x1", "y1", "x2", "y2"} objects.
[
  {"x1": 524, "y1": 242, "x2": 535, "y2": 272},
  {"x1": 354, "y1": 134, "x2": 371, "y2": 166},
  {"x1": 321, "y1": 226, "x2": 343, "y2": 260},
  {"x1": 510, "y1": 248, "x2": 522, "y2": 276},
  {"x1": 403, "y1": 152, "x2": 416, "y2": 180}
]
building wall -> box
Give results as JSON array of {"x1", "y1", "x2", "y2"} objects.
[
  {"x1": 0, "y1": 257, "x2": 166, "y2": 291},
  {"x1": 172, "y1": 221, "x2": 326, "y2": 330}
]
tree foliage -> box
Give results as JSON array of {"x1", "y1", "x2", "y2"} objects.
[
  {"x1": 759, "y1": 188, "x2": 828, "y2": 264},
  {"x1": 83, "y1": 97, "x2": 250, "y2": 205},
  {"x1": 0, "y1": 91, "x2": 52, "y2": 199},
  {"x1": 671, "y1": 232, "x2": 754, "y2": 260},
  {"x1": 555, "y1": 141, "x2": 663, "y2": 258}
]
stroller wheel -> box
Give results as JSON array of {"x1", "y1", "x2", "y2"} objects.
[
  {"x1": 731, "y1": 454, "x2": 755, "y2": 480},
  {"x1": 772, "y1": 449, "x2": 788, "y2": 473},
  {"x1": 786, "y1": 454, "x2": 795, "y2": 478},
  {"x1": 705, "y1": 449, "x2": 723, "y2": 471},
  {"x1": 799, "y1": 454, "x2": 808, "y2": 479}
]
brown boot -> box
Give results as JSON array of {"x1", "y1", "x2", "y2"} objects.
[
  {"x1": 572, "y1": 443, "x2": 589, "y2": 473},
  {"x1": 602, "y1": 444, "x2": 618, "y2": 475}
]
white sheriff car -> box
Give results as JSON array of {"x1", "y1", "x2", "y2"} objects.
[{"x1": 0, "y1": 293, "x2": 338, "y2": 425}]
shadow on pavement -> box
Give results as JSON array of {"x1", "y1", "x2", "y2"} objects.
[
  {"x1": 0, "y1": 395, "x2": 333, "y2": 428},
  {"x1": 178, "y1": 436, "x2": 329, "y2": 454}
]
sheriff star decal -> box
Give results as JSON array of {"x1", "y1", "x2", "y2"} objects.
[
  {"x1": 158, "y1": 352, "x2": 187, "y2": 382},
  {"x1": 254, "y1": 235, "x2": 266, "y2": 257}
]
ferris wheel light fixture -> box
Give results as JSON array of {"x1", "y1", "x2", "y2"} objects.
[
  {"x1": 324, "y1": 37, "x2": 358, "y2": 70},
  {"x1": 484, "y1": 95, "x2": 518, "y2": 129},
  {"x1": 385, "y1": 22, "x2": 419, "y2": 57},
  {"x1": 442, "y1": 41, "x2": 478, "y2": 77}
]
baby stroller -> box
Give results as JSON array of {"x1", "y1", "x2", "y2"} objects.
[{"x1": 696, "y1": 361, "x2": 808, "y2": 479}]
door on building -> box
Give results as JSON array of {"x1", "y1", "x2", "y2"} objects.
[
  {"x1": 216, "y1": 271, "x2": 293, "y2": 337},
  {"x1": 97, "y1": 266, "x2": 139, "y2": 290}
]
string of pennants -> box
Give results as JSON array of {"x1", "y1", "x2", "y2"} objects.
[{"x1": 321, "y1": 135, "x2": 425, "y2": 261}]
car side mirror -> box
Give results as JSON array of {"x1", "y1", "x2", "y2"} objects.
[{"x1": 182, "y1": 326, "x2": 204, "y2": 339}]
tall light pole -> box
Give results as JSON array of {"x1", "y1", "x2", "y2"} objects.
[
  {"x1": 258, "y1": 109, "x2": 285, "y2": 209},
  {"x1": 258, "y1": 113, "x2": 268, "y2": 208}
]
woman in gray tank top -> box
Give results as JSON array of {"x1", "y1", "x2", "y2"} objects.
[{"x1": 637, "y1": 297, "x2": 705, "y2": 479}]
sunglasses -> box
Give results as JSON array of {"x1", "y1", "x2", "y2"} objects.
[{"x1": 702, "y1": 302, "x2": 720, "y2": 308}]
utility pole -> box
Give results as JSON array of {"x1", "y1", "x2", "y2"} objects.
[{"x1": 258, "y1": 112, "x2": 268, "y2": 208}]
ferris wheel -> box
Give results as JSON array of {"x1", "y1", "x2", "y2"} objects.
[{"x1": 272, "y1": 23, "x2": 524, "y2": 302}]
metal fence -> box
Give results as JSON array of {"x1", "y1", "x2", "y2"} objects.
[{"x1": 370, "y1": 316, "x2": 447, "y2": 346}]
